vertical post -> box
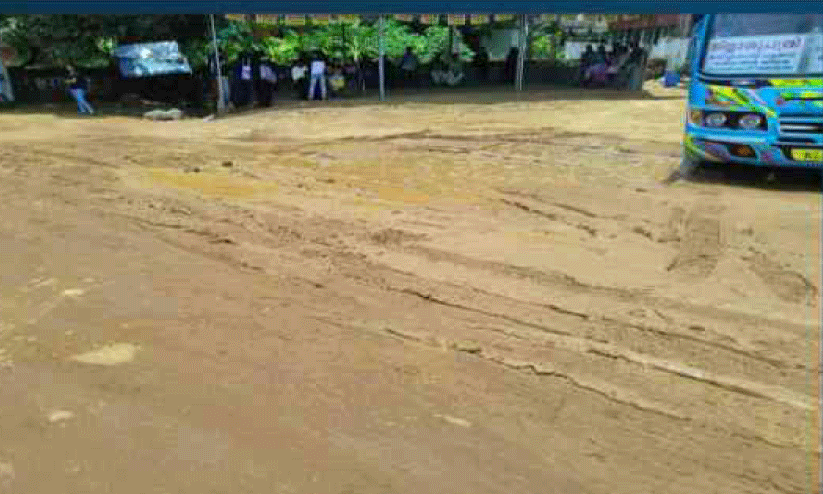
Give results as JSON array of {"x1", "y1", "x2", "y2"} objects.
[
  {"x1": 550, "y1": 13, "x2": 560, "y2": 62},
  {"x1": 378, "y1": 14, "x2": 386, "y2": 101},
  {"x1": 515, "y1": 14, "x2": 527, "y2": 91},
  {"x1": 209, "y1": 14, "x2": 226, "y2": 113}
]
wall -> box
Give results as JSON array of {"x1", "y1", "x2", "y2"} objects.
[
  {"x1": 479, "y1": 28, "x2": 519, "y2": 61},
  {"x1": 562, "y1": 36, "x2": 690, "y2": 69}
]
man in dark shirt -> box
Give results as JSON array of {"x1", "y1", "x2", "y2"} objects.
[{"x1": 65, "y1": 66, "x2": 94, "y2": 114}]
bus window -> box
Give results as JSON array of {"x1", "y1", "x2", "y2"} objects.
[{"x1": 701, "y1": 14, "x2": 823, "y2": 77}]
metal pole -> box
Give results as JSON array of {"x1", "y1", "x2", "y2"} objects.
[
  {"x1": 515, "y1": 14, "x2": 527, "y2": 91},
  {"x1": 209, "y1": 14, "x2": 226, "y2": 113},
  {"x1": 378, "y1": 14, "x2": 386, "y2": 101}
]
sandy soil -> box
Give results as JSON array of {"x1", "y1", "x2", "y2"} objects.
[{"x1": 0, "y1": 85, "x2": 819, "y2": 494}]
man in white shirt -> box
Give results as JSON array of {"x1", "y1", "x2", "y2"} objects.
[
  {"x1": 291, "y1": 59, "x2": 308, "y2": 99},
  {"x1": 259, "y1": 61, "x2": 277, "y2": 107},
  {"x1": 232, "y1": 53, "x2": 253, "y2": 107},
  {"x1": 308, "y1": 52, "x2": 327, "y2": 101}
]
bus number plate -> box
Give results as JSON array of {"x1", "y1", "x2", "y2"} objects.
[{"x1": 790, "y1": 148, "x2": 823, "y2": 162}]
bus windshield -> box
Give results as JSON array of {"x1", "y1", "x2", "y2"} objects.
[{"x1": 701, "y1": 14, "x2": 822, "y2": 77}]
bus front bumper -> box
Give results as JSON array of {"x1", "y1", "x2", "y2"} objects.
[{"x1": 684, "y1": 129, "x2": 823, "y2": 168}]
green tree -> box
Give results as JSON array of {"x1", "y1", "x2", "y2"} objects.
[{"x1": 0, "y1": 14, "x2": 208, "y2": 67}]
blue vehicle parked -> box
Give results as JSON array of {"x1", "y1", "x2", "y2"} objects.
[{"x1": 682, "y1": 14, "x2": 822, "y2": 176}]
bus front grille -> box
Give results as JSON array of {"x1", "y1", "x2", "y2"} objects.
[{"x1": 779, "y1": 117, "x2": 823, "y2": 136}]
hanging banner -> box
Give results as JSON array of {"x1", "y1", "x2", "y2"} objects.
[
  {"x1": 283, "y1": 15, "x2": 307, "y2": 26},
  {"x1": 419, "y1": 14, "x2": 438, "y2": 25},
  {"x1": 225, "y1": 14, "x2": 245, "y2": 21},
  {"x1": 310, "y1": 14, "x2": 331, "y2": 25},
  {"x1": 539, "y1": 14, "x2": 557, "y2": 24},
  {"x1": 254, "y1": 14, "x2": 279, "y2": 25},
  {"x1": 447, "y1": 14, "x2": 466, "y2": 26},
  {"x1": 335, "y1": 14, "x2": 359, "y2": 24},
  {"x1": 469, "y1": 14, "x2": 490, "y2": 25},
  {"x1": 394, "y1": 14, "x2": 415, "y2": 23},
  {"x1": 495, "y1": 14, "x2": 514, "y2": 23}
]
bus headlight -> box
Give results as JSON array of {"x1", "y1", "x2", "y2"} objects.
[
  {"x1": 738, "y1": 113, "x2": 764, "y2": 130},
  {"x1": 704, "y1": 112, "x2": 728, "y2": 128}
]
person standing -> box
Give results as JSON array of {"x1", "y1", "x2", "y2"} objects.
[
  {"x1": 291, "y1": 56, "x2": 308, "y2": 99},
  {"x1": 328, "y1": 63, "x2": 346, "y2": 99},
  {"x1": 399, "y1": 46, "x2": 419, "y2": 88},
  {"x1": 627, "y1": 41, "x2": 648, "y2": 91},
  {"x1": 65, "y1": 66, "x2": 94, "y2": 114},
  {"x1": 258, "y1": 59, "x2": 277, "y2": 107},
  {"x1": 504, "y1": 47, "x2": 519, "y2": 83},
  {"x1": 232, "y1": 52, "x2": 254, "y2": 107},
  {"x1": 579, "y1": 45, "x2": 595, "y2": 83},
  {"x1": 473, "y1": 46, "x2": 490, "y2": 84},
  {"x1": 308, "y1": 51, "x2": 327, "y2": 101}
]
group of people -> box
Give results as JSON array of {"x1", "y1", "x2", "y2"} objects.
[
  {"x1": 288, "y1": 52, "x2": 350, "y2": 101},
  {"x1": 430, "y1": 50, "x2": 466, "y2": 87},
  {"x1": 55, "y1": 41, "x2": 649, "y2": 116},
  {"x1": 579, "y1": 42, "x2": 647, "y2": 89},
  {"x1": 400, "y1": 45, "x2": 491, "y2": 88},
  {"x1": 209, "y1": 50, "x2": 280, "y2": 109}
]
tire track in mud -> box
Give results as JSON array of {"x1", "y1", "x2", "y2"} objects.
[
  {"x1": 44, "y1": 141, "x2": 816, "y2": 451},
  {"x1": 79, "y1": 172, "x2": 816, "y2": 380},
  {"x1": 351, "y1": 225, "x2": 813, "y2": 372},
  {"x1": 311, "y1": 315, "x2": 689, "y2": 422},
  {"x1": 298, "y1": 127, "x2": 682, "y2": 163},
  {"x1": 745, "y1": 249, "x2": 818, "y2": 305},
  {"x1": 391, "y1": 287, "x2": 814, "y2": 411},
  {"x1": 500, "y1": 199, "x2": 598, "y2": 237},
  {"x1": 313, "y1": 311, "x2": 816, "y2": 455},
  {"x1": 104, "y1": 184, "x2": 777, "y2": 387},
  {"x1": 666, "y1": 203, "x2": 725, "y2": 279}
]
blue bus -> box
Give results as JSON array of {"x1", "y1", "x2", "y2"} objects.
[{"x1": 682, "y1": 14, "x2": 822, "y2": 176}]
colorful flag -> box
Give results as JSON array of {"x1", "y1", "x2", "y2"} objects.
[
  {"x1": 418, "y1": 14, "x2": 438, "y2": 25},
  {"x1": 394, "y1": 14, "x2": 415, "y2": 22},
  {"x1": 225, "y1": 14, "x2": 245, "y2": 21},
  {"x1": 283, "y1": 15, "x2": 307, "y2": 26},
  {"x1": 254, "y1": 14, "x2": 279, "y2": 25},
  {"x1": 310, "y1": 14, "x2": 331, "y2": 25},
  {"x1": 336, "y1": 14, "x2": 359, "y2": 24},
  {"x1": 469, "y1": 14, "x2": 490, "y2": 25},
  {"x1": 447, "y1": 14, "x2": 466, "y2": 26},
  {"x1": 495, "y1": 14, "x2": 514, "y2": 23}
]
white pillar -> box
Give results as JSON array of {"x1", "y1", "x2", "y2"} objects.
[{"x1": 378, "y1": 14, "x2": 386, "y2": 101}]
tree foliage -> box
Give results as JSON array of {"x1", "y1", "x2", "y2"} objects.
[
  {"x1": 0, "y1": 15, "x2": 207, "y2": 66},
  {"x1": 204, "y1": 18, "x2": 475, "y2": 66},
  {"x1": 0, "y1": 15, "x2": 475, "y2": 69}
]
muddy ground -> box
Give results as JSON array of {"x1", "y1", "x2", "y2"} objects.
[{"x1": 0, "y1": 85, "x2": 819, "y2": 494}]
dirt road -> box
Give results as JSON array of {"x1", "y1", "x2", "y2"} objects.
[{"x1": 0, "y1": 86, "x2": 819, "y2": 494}]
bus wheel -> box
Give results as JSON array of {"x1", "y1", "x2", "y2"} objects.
[
  {"x1": 664, "y1": 156, "x2": 700, "y2": 183},
  {"x1": 679, "y1": 156, "x2": 701, "y2": 180}
]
